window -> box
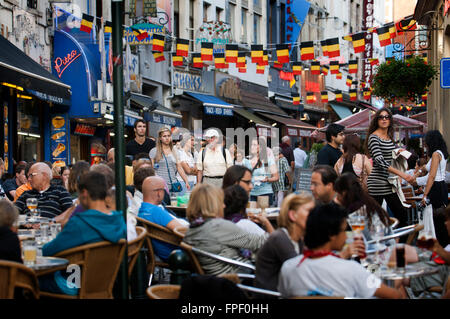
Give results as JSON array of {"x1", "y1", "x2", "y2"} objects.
[
  {"x1": 253, "y1": 14, "x2": 260, "y2": 44},
  {"x1": 203, "y1": 2, "x2": 210, "y2": 22},
  {"x1": 216, "y1": 7, "x2": 223, "y2": 21},
  {"x1": 229, "y1": 3, "x2": 235, "y2": 39},
  {"x1": 27, "y1": 0, "x2": 37, "y2": 9},
  {"x1": 189, "y1": 0, "x2": 194, "y2": 51},
  {"x1": 241, "y1": 9, "x2": 247, "y2": 42}
]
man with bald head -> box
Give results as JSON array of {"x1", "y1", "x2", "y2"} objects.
[
  {"x1": 138, "y1": 176, "x2": 184, "y2": 261},
  {"x1": 15, "y1": 162, "x2": 73, "y2": 218}
]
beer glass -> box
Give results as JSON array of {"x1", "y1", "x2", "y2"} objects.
[{"x1": 22, "y1": 240, "x2": 37, "y2": 267}]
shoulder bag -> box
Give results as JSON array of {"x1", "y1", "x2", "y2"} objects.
[
  {"x1": 163, "y1": 153, "x2": 182, "y2": 193},
  {"x1": 359, "y1": 154, "x2": 369, "y2": 192}
]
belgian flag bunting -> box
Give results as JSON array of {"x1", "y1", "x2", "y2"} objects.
[
  {"x1": 336, "y1": 72, "x2": 342, "y2": 79},
  {"x1": 131, "y1": 26, "x2": 148, "y2": 41},
  {"x1": 192, "y1": 53, "x2": 203, "y2": 68},
  {"x1": 349, "y1": 89, "x2": 357, "y2": 101},
  {"x1": 422, "y1": 53, "x2": 428, "y2": 64},
  {"x1": 376, "y1": 26, "x2": 392, "y2": 47},
  {"x1": 201, "y1": 42, "x2": 214, "y2": 61},
  {"x1": 421, "y1": 93, "x2": 428, "y2": 101},
  {"x1": 238, "y1": 64, "x2": 247, "y2": 73},
  {"x1": 387, "y1": 23, "x2": 397, "y2": 39},
  {"x1": 330, "y1": 61, "x2": 340, "y2": 74},
  {"x1": 369, "y1": 58, "x2": 379, "y2": 66},
  {"x1": 306, "y1": 92, "x2": 315, "y2": 104},
  {"x1": 343, "y1": 34, "x2": 353, "y2": 41},
  {"x1": 214, "y1": 53, "x2": 228, "y2": 69},
  {"x1": 348, "y1": 59, "x2": 358, "y2": 74},
  {"x1": 321, "y1": 40, "x2": 329, "y2": 57},
  {"x1": 153, "y1": 51, "x2": 165, "y2": 63},
  {"x1": 273, "y1": 61, "x2": 283, "y2": 69},
  {"x1": 176, "y1": 38, "x2": 189, "y2": 57},
  {"x1": 251, "y1": 45, "x2": 264, "y2": 64},
  {"x1": 256, "y1": 64, "x2": 265, "y2": 74},
  {"x1": 352, "y1": 32, "x2": 366, "y2": 53},
  {"x1": 321, "y1": 91, "x2": 329, "y2": 103},
  {"x1": 236, "y1": 52, "x2": 246, "y2": 68},
  {"x1": 80, "y1": 14, "x2": 94, "y2": 33},
  {"x1": 292, "y1": 62, "x2": 302, "y2": 75},
  {"x1": 300, "y1": 41, "x2": 315, "y2": 61},
  {"x1": 311, "y1": 61, "x2": 320, "y2": 75},
  {"x1": 225, "y1": 44, "x2": 238, "y2": 63},
  {"x1": 104, "y1": 21, "x2": 112, "y2": 34},
  {"x1": 152, "y1": 34, "x2": 165, "y2": 52},
  {"x1": 292, "y1": 93, "x2": 300, "y2": 105},
  {"x1": 172, "y1": 54, "x2": 183, "y2": 67},
  {"x1": 321, "y1": 65, "x2": 329, "y2": 75},
  {"x1": 346, "y1": 75, "x2": 353, "y2": 87},
  {"x1": 396, "y1": 15, "x2": 417, "y2": 35},
  {"x1": 260, "y1": 50, "x2": 269, "y2": 66},
  {"x1": 326, "y1": 38, "x2": 340, "y2": 58},
  {"x1": 363, "y1": 88, "x2": 371, "y2": 100},
  {"x1": 276, "y1": 44, "x2": 290, "y2": 64},
  {"x1": 335, "y1": 90, "x2": 343, "y2": 101}
]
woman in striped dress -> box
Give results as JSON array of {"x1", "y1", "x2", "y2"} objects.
[{"x1": 364, "y1": 108, "x2": 415, "y2": 228}]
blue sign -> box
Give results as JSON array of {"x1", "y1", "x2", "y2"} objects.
[
  {"x1": 386, "y1": 44, "x2": 404, "y2": 61},
  {"x1": 50, "y1": 113, "x2": 69, "y2": 166},
  {"x1": 441, "y1": 58, "x2": 450, "y2": 89},
  {"x1": 286, "y1": 0, "x2": 310, "y2": 55},
  {"x1": 174, "y1": 71, "x2": 204, "y2": 92},
  {"x1": 204, "y1": 106, "x2": 233, "y2": 116},
  {"x1": 145, "y1": 112, "x2": 182, "y2": 127}
]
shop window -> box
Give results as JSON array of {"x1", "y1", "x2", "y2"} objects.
[{"x1": 17, "y1": 98, "x2": 42, "y2": 162}]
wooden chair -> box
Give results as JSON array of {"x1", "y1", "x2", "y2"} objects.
[
  {"x1": 146, "y1": 284, "x2": 180, "y2": 299},
  {"x1": 127, "y1": 226, "x2": 147, "y2": 278},
  {"x1": 38, "y1": 239, "x2": 127, "y2": 299},
  {"x1": 173, "y1": 226, "x2": 188, "y2": 238},
  {"x1": 218, "y1": 273, "x2": 280, "y2": 298},
  {"x1": 0, "y1": 260, "x2": 40, "y2": 299},
  {"x1": 402, "y1": 186, "x2": 418, "y2": 224}
]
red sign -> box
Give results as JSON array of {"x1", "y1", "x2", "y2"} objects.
[
  {"x1": 54, "y1": 50, "x2": 81, "y2": 78},
  {"x1": 74, "y1": 123, "x2": 96, "y2": 136},
  {"x1": 363, "y1": 0, "x2": 374, "y2": 86}
]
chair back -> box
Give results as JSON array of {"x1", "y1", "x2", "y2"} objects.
[
  {"x1": 0, "y1": 260, "x2": 39, "y2": 299},
  {"x1": 389, "y1": 217, "x2": 400, "y2": 229},
  {"x1": 173, "y1": 226, "x2": 188, "y2": 238},
  {"x1": 127, "y1": 226, "x2": 147, "y2": 278},
  {"x1": 53, "y1": 239, "x2": 127, "y2": 299},
  {"x1": 146, "y1": 284, "x2": 180, "y2": 299},
  {"x1": 179, "y1": 242, "x2": 205, "y2": 275}
]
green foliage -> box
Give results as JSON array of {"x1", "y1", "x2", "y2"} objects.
[
  {"x1": 371, "y1": 56, "x2": 438, "y2": 103},
  {"x1": 311, "y1": 142, "x2": 324, "y2": 153}
]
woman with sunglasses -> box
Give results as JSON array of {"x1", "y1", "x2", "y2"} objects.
[
  {"x1": 364, "y1": 108, "x2": 415, "y2": 229},
  {"x1": 222, "y1": 165, "x2": 253, "y2": 195}
]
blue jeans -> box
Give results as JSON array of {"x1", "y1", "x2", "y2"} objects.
[{"x1": 250, "y1": 193, "x2": 274, "y2": 207}]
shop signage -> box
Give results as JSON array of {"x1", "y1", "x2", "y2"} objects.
[
  {"x1": 174, "y1": 71, "x2": 204, "y2": 92},
  {"x1": 124, "y1": 109, "x2": 143, "y2": 127},
  {"x1": 124, "y1": 23, "x2": 166, "y2": 45},
  {"x1": 194, "y1": 21, "x2": 232, "y2": 54},
  {"x1": 299, "y1": 129, "x2": 311, "y2": 137},
  {"x1": 74, "y1": 124, "x2": 96, "y2": 136},
  {"x1": 287, "y1": 127, "x2": 299, "y2": 136},
  {"x1": 363, "y1": 0, "x2": 374, "y2": 85},
  {"x1": 257, "y1": 126, "x2": 271, "y2": 137},
  {"x1": 445, "y1": 0, "x2": 450, "y2": 16},
  {"x1": 218, "y1": 78, "x2": 241, "y2": 101},
  {"x1": 54, "y1": 50, "x2": 81, "y2": 78},
  {"x1": 147, "y1": 112, "x2": 181, "y2": 127},
  {"x1": 3, "y1": 104, "x2": 11, "y2": 173},
  {"x1": 440, "y1": 58, "x2": 450, "y2": 89},
  {"x1": 50, "y1": 114, "x2": 69, "y2": 166},
  {"x1": 204, "y1": 106, "x2": 233, "y2": 116}
]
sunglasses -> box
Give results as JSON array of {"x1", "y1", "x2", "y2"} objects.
[
  {"x1": 378, "y1": 115, "x2": 391, "y2": 120},
  {"x1": 240, "y1": 179, "x2": 252, "y2": 185}
]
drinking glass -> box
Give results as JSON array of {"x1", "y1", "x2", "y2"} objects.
[
  {"x1": 40, "y1": 223, "x2": 50, "y2": 243},
  {"x1": 26, "y1": 198, "x2": 38, "y2": 221},
  {"x1": 347, "y1": 212, "x2": 366, "y2": 261},
  {"x1": 370, "y1": 220, "x2": 385, "y2": 265},
  {"x1": 50, "y1": 223, "x2": 62, "y2": 239},
  {"x1": 257, "y1": 196, "x2": 269, "y2": 214},
  {"x1": 395, "y1": 243, "x2": 406, "y2": 269},
  {"x1": 22, "y1": 240, "x2": 37, "y2": 267}
]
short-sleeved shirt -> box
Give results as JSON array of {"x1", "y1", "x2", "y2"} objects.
[
  {"x1": 138, "y1": 202, "x2": 177, "y2": 261},
  {"x1": 177, "y1": 149, "x2": 197, "y2": 184},
  {"x1": 126, "y1": 138, "x2": 156, "y2": 158},
  {"x1": 149, "y1": 148, "x2": 178, "y2": 187},
  {"x1": 2, "y1": 178, "x2": 19, "y2": 201},
  {"x1": 15, "y1": 186, "x2": 74, "y2": 218},
  {"x1": 243, "y1": 156, "x2": 276, "y2": 197},
  {"x1": 316, "y1": 144, "x2": 343, "y2": 167},
  {"x1": 196, "y1": 146, "x2": 232, "y2": 177}
]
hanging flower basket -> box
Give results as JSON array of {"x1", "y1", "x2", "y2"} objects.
[{"x1": 371, "y1": 56, "x2": 438, "y2": 104}]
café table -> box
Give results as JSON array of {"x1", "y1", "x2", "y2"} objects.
[
  {"x1": 376, "y1": 263, "x2": 439, "y2": 288},
  {"x1": 405, "y1": 193, "x2": 450, "y2": 202},
  {"x1": 28, "y1": 256, "x2": 69, "y2": 276}
]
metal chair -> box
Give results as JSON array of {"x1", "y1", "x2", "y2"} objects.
[
  {"x1": 366, "y1": 225, "x2": 418, "y2": 245},
  {"x1": 218, "y1": 273, "x2": 280, "y2": 298},
  {"x1": 389, "y1": 217, "x2": 400, "y2": 229},
  {"x1": 0, "y1": 260, "x2": 40, "y2": 299},
  {"x1": 402, "y1": 186, "x2": 419, "y2": 224}
]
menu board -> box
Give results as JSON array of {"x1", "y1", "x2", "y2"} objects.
[{"x1": 50, "y1": 114, "x2": 69, "y2": 167}]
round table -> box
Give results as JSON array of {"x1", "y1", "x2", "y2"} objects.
[
  {"x1": 376, "y1": 264, "x2": 439, "y2": 287},
  {"x1": 28, "y1": 256, "x2": 69, "y2": 274}
]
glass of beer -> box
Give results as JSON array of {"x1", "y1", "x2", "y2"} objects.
[
  {"x1": 26, "y1": 198, "x2": 38, "y2": 220},
  {"x1": 257, "y1": 196, "x2": 269, "y2": 214},
  {"x1": 348, "y1": 212, "x2": 366, "y2": 260},
  {"x1": 417, "y1": 230, "x2": 434, "y2": 250},
  {"x1": 22, "y1": 240, "x2": 37, "y2": 267}
]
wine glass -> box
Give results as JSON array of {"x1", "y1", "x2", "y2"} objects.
[
  {"x1": 26, "y1": 198, "x2": 38, "y2": 221},
  {"x1": 347, "y1": 212, "x2": 366, "y2": 261},
  {"x1": 369, "y1": 219, "x2": 385, "y2": 264}
]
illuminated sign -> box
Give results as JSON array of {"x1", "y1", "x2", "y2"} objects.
[{"x1": 54, "y1": 50, "x2": 81, "y2": 78}]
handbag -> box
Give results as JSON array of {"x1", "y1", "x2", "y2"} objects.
[
  {"x1": 359, "y1": 154, "x2": 369, "y2": 192},
  {"x1": 163, "y1": 153, "x2": 182, "y2": 193}
]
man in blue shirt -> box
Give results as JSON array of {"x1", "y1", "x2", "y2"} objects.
[{"x1": 138, "y1": 176, "x2": 184, "y2": 261}]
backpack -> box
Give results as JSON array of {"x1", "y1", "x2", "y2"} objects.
[{"x1": 201, "y1": 146, "x2": 228, "y2": 166}]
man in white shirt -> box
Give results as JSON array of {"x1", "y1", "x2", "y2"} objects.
[{"x1": 293, "y1": 142, "x2": 307, "y2": 191}]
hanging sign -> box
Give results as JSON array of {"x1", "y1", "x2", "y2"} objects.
[
  {"x1": 50, "y1": 114, "x2": 69, "y2": 167},
  {"x1": 363, "y1": 0, "x2": 374, "y2": 86},
  {"x1": 195, "y1": 21, "x2": 233, "y2": 54}
]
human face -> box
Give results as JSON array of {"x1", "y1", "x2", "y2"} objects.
[
  {"x1": 149, "y1": 184, "x2": 166, "y2": 205},
  {"x1": 250, "y1": 139, "x2": 259, "y2": 155},
  {"x1": 160, "y1": 131, "x2": 172, "y2": 146},
  {"x1": 330, "y1": 220, "x2": 348, "y2": 251},
  {"x1": 134, "y1": 122, "x2": 147, "y2": 138},
  {"x1": 377, "y1": 111, "x2": 391, "y2": 129},
  {"x1": 238, "y1": 171, "x2": 253, "y2": 194},
  {"x1": 28, "y1": 168, "x2": 47, "y2": 191},
  {"x1": 333, "y1": 131, "x2": 345, "y2": 146},
  {"x1": 290, "y1": 201, "x2": 315, "y2": 232},
  {"x1": 310, "y1": 172, "x2": 333, "y2": 202},
  {"x1": 16, "y1": 170, "x2": 27, "y2": 185},
  {"x1": 61, "y1": 168, "x2": 70, "y2": 186}
]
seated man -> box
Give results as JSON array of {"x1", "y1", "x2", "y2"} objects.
[
  {"x1": 138, "y1": 176, "x2": 185, "y2": 261},
  {"x1": 3, "y1": 163, "x2": 27, "y2": 201},
  {"x1": 128, "y1": 166, "x2": 155, "y2": 216},
  {"x1": 14, "y1": 162, "x2": 73, "y2": 219},
  {"x1": 278, "y1": 203, "x2": 406, "y2": 299},
  {"x1": 39, "y1": 171, "x2": 126, "y2": 295},
  {"x1": 310, "y1": 165, "x2": 338, "y2": 205}
]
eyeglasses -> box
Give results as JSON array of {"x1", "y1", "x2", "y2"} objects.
[
  {"x1": 240, "y1": 179, "x2": 252, "y2": 185},
  {"x1": 378, "y1": 115, "x2": 391, "y2": 120},
  {"x1": 28, "y1": 172, "x2": 40, "y2": 177}
]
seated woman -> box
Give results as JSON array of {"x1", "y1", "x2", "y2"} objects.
[
  {"x1": 224, "y1": 184, "x2": 274, "y2": 236},
  {"x1": 254, "y1": 193, "x2": 314, "y2": 293},
  {"x1": 222, "y1": 165, "x2": 254, "y2": 195},
  {"x1": 0, "y1": 199, "x2": 22, "y2": 263},
  {"x1": 183, "y1": 184, "x2": 266, "y2": 275}
]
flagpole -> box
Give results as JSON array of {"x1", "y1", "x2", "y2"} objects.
[{"x1": 111, "y1": 0, "x2": 128, "y2": 299}]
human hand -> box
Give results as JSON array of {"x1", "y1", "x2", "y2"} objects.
[
  {"x1": 420, "y1": 195, "x2": 427, "y2": 207},
  {"x1": 404, "y1": 174, "x2": 415, "y2": 185},
  {"x1": 185, "y1": 182, "x2": 191, "y2": 191},
  {"x1": 349, "y1": 237, "x2": 366, "y2": 258}
]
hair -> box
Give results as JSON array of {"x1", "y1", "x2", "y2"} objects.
[
  {"x1": 364, "y1": 107, "x2": 394, "y2": 153},
  {"x1": 154, "y1": 127, "x2": 177, "y2": 163},
  {"x1": 334, "y1": 172, "x2": 390, "y2": 228},
  {"x1": 133, "y1": 166, "x2": 155, "y2": 192},
  {"x1": 407, "y1": 153, "x2": 419, "y2": 170},
  {"x1": 186, "y1": 184, "x2": 224, "y2": 222},
  {"x1": 304, "y1": 203, "x2": 349, "y2": 249},
  {"x1": 134, "y1": 160, "x2": 152, "y2": 172},
  {"x1": 294, "y1": 141, "x2": 301, "y2": 148},
  {"x1": 180, "y1": 133, "x2": 193, "y2": 148},
  {"x1": 342, "y1": 134, "x2": 361, "y2": 163},
  {"x1": 281, "y1": 136, "x2": 290, "y2": 143},
  {"x1": 228, "y1": 143, "x2": 237, "y2": 159},
  {"x1": 278, "y1": 193, "x2": 314, "y2": 234},
  {"x1": 134, "y1": 119, "x2": 146, "y2": 129},
  {"x1": 134, "y1": 152, "x2": 150, "y2": 161},
  {"x1": 325, "y1": 123, "x2": 345, "y2": 143},
  {"x1": 424, "y1": 130, "x2": 449, "y2": 160},
  {"x1": 61, "y1": 166, "x2": 70, "y2": 175},
  {"x1": 44, "y1": 161, "x2": 53, "y2": 170},
  {"x1": 14, "y1": 163, "x2": 26, "y2": 176},
  {"x1": 223, "y1": 185, "x2": 249, "y2": 220},
  {"x1": 90, "y1": 163, "x2": 115, "y2": 189},
  {"x1": 0, "y1": 199, "x2": 19, "y2": 227},
  {"x1": 434, "y1": 207, "x2": 449, "y2": 247},
  {"x1": 68, "y1": 161, "x2": 90, "y2": 194},
  {"x1": 312, "y1": 165, "x2": 338, "y2": 186},
  {"x1": 251, "y1": 137, "x2": 268, "y2": 169},
  {"x1": 77, "y1": 171, "x2": 108, "y2": 201},
  {"x1": 222, "y1": 165, "x2": 252, "y2": 189}
]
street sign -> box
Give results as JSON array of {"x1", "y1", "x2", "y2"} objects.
[{"x1": 441, "y1": 58, "x2": 450, "y2": 89}]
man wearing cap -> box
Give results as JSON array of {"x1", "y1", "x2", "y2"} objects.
[{"x1": 196, "y1": 129, "x2": 233, "y2": 188}]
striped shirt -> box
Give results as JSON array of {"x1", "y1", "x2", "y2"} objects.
[
  {"x1": 367, "y1": 134, "x2": 395, "y2": 196},
  {"x1": 272, "y1": 157, "x2": 290, "y2": 192},
  {"x1": 15, "y1": 186, "x2": 74, "y2": 218}
]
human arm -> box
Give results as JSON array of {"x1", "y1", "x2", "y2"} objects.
[
  {"x1": 364, "y1": 155, "x2": 372, "y2": 176},
  {"x1": 339, "y1": 236, "x2": 366, "y2": 259},
  {"x1": 373, "y1": 282, "x2": 406, "y2": 299},
  {"x1": 263, "y1": 159, "x2": 279, "y2": 183},
  {"x1": 196, "y1": 149, "x2": 203, "y2": 182},
  {"x1": 421, "y1": 152, "x2": 441, "y2": 206},
  {"x1": 248, "y1": 213, "x2": 275, "y2": 234},
  {"x1": 176, "y1": 162, "x2": 190, "y2": 190},
  {"x1": 429, "y1": 239, "x2": 450, "y2": 264},
  {"x1": 54, "y1": 204, "x2": 77, "y2": 228}
]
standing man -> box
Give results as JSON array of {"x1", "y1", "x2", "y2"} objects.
[
  {"x1": 293, "y1": 142, "x2": 307, "y2": 191},
  {"x1": 317, "y1": 124, "x2": 345, "y2": 167},
  {"x1": 126, "y1": 119, "x2": 156, "y2": 159},
  {"x1": 196, "y1": 129, "x2": 232, "y2": 188}
]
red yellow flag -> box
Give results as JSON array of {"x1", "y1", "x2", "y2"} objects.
[
  {"x1": 201, "y1": 42, "x2": 213, "y2": 61},
  {"x1": 300, "y1": 41, "x2": 314, "y2": 61},
  {"x1": 176, "y1": 38, "x2": 189, "y2": 57},
  {"x1": 152, "y1": 33, "x2": 165, "y2": 52},
  {"x1": 276, "y1": 44, "x2": 290, "y2": 64}
]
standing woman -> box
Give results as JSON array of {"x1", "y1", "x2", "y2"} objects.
[
  {"x1": 364, "y1": 108, "x2": 415, "y2": 228},
  {"x1": 177, "y1": 133, "x2": 198, "y2": 192},
  {"x1": 420, "y1": 130, "x2": 449, "y2": 209},
  {"x1": 149, "y1": 127, "x2": 190, "y2": 194},
  {"x1": 271, "y1": 146, "x2": 291, "y2": 208}
]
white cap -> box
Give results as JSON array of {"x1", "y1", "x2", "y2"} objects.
[{"x1": 204, "y1": 129, "x2": 219, "y2": 138}]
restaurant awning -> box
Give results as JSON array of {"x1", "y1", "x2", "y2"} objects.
[
  {"x1": 0, "y1": 34, "x2": 71, "y2": 106},
  {"x1": 130, "y1": 92, "x2": 159, "y2": 111},
  {"x1": 257, "y1": 113, "x2": 317, "y2": 137},
  {"x1": 233, "y1": 108, "x2": 272, "y2": 128},
  {"x1": 184, "y1": 91, "x2": 233, "y2": 116},
  {"x1": 132, "y1": 93, "x2": 182, "y2": 127},
  {"x1": 330, "y1": 103, "x2": 353, "y2": 120},
  {"x1": 274, "y1": 95, "x2": 304, "y2": 112}
]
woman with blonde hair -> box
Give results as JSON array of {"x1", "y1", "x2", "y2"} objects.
[
  {"x1": 184, "y1": 183, "x2": 266, "y2": 275},
  {"x1": 149, "y1": 127, "x2": 190, "y2": 194},
  {"x1": 254, "y1": 193, "x2": 315, "y2": 292}
]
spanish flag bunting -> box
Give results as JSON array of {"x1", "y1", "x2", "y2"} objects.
[
  {"x1": 396, "y1": 15, "x2": 417, "y2": 35},
  {"x1": 363, "y1": 88, "x2": 371, "y2": 100},
  {"x1": 176, "y1": 38, "x2": 189, "y2": 57},
  {"x1": 225, "y1": 44, "x2": 238, "y2": 63},
  {"x1": 214, "y1": 53, "x2": 228, "y2": 69},
  {"x1": 172, "y1": 54, "x2": 183, "y2": 67},
  {"x1": 352, "y1": 32, "x2": 366, "y2": 53},
  {"x1": 376, "y1": 26, "x2": 392, "y2": 47},
  {"x1": 276, "y1": 44, "x2": 290, "y2": 64},
  {"x1": 321, "y1": 65, "x2": 329, "y2": 75},
  {"x1": 369, "y1": 58, "x2": 379, "y2": 66},
  {"x1": 260, "y1": 51, "x2": 269, "y2": 66},
  {"x1": 346, "y1": 75, "x2": 353, "y2": 87},
  {"x1": 153, "y1": 51, "x2": 165, "y2": 63},
  {"x1": 349, "y1": 89, "x2": 357, "y2": 101},
  {"x1": 321, "y1": 40, "x2": 329, "y2": 57},
  {"x1": 292, "y1": 62, "x2": 302, "y2": 75},
  {"x1": 321, "y1": 91, "x2": 329, "y2": 103},
  {"x1": 330, "y1": 61, "x2": 340, "y2": 74},
  {"x1": 152, "y1": 33, "x2": 165, "y2": 52},
  {"x1": 256, "y1": 64, "x2": 265, "y2": 74},
  {"x1": 192, "y1": 53, "x2": 203, "y2": 68},
  {"x1": 348, "y1": 59, "x2": 358, "y2": 74},
  {"x1": 335, "y1": 90, "x2": 343, "y2": 101},
  {"x1": 104, "y1": 21, "x2": 112, "y2": 34},
  {"x1": 326, "y1": 38, "x2": 340, "y2": 58},
  {"x1": 311, "y1": 61, "x2": 320, "y2": 75},
  {"x1": 201, "y1": 42, "x2": 213, "y2": 61},
  {"x1": 336, "y1": 72, "x2": 342, "y2": 80},
  {"x1": 131, "y1": 26, "x2": 148, "y2": 41},
  {"x1": 236, "y1": 52, "x2": 246, "y2": 68},
  {"x1": 306, "y1": 92, "x2": 315, "y2": 104},
  {"x1": 251, "y1": 45, "x2": 264, "y2": 64},
  {"x1": 300, "y1": 41, "x2": 315, "y2": 61},
  {"x1": 421, "y1": 93, "x2": 428, "y2": 101},
  {"x1": 80, "y1": 14, "x2": 94, "y2": 33},
  {"x1": 292, "y1": 93, "x2": 300, "y2": 105},
  {"x1": 387, "y1": 22, "x2": 397, "y2": 39}
]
